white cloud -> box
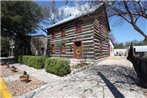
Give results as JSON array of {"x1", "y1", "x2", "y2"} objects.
[
  {"x1": 58, "y1": 3, "x2": 96, "y2": 19},
  {"x1": 36, "y1": 2, "x2": 100, "y2": 36}
]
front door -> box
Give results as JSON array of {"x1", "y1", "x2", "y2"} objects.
[{"x1": 73, "y1": 41, "x2": 82, "y2": 59}]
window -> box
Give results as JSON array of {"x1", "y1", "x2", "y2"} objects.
[
  {"x1": 99, "y1": 40, "x2": 102, "y2": 55},
  {"x1": 51, "y1": 33, "x2": 55, "y2": 39},
  {"x1": 61, "y1": 44, "x2": 66, "y2": 54},
  {"x1": 106, "y1": 31, "x2": 109, "y2": 38},
  {"x1": 61, "y1": 28, "x2": 66, "y2": 37},
  {"x1": 108, "y1": 44, "x2": 110, "y2": 56},
  {"x1": 98, "y1": 22, "x2": 102, "y2": 33},
  {"x1": 75, "y1": 21, "x2": 82, "y2": 33},
  {"x1": 51, "y1": 44, "x2": 55, "y2": 54}
]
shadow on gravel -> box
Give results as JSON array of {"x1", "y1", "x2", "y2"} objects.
[
  {"x1": 88, "y1": 65, "x2": 138, "y2": 85},
  {"x1": 98, "y1": 72, "x2": 125, "y2": 98}
]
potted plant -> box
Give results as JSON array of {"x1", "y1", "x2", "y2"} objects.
[
  {"x1": 10, "y1": 66, "x2": 17, "y2": 72},
  {"x1": 19, "y1": 71, "x2": 30, "y2": 82}
]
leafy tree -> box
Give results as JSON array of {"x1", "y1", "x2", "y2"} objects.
[
  {"x1": 55, "y1": 39, "x2": 66, "y2": 57},
  {"x1": 114, "y1": 42, "x2": 124, "y2": 49},
  {"x1": 1, "y1": 1, "x2": 43, "y2": 36},
  {"x1": 125, "y1": 40, "x2": 147, "y2": 47},
  {"x1": 1, "y1": 37, "x2": 10, "y2": 57},
  {"x1": 1, "y1": 1, "x2": 43, "y2": 55}
]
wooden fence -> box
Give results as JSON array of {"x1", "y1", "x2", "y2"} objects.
[{"x1": 127, "y1": 44, "x2": 147, "y2": 88}]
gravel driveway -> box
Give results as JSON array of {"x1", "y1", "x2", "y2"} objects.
[{"x1": 6, "y1": 56, "x2": 147, "y2": 98}]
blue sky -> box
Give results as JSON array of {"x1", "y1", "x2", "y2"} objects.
[
  {"x1": 109, "y1": 17, "x2": 147, "y2": 43},
  {"x1": 35, "y1": 1, "x2": 147, "y2": 43}
]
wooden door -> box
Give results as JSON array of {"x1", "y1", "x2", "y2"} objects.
[{"x1": 73, "y1": 41, "x2": 82, "y2": 59}]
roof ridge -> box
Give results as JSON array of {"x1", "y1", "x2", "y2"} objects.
[{"x1": 47, "y1": 3, "x2": 104, "y2": 30}]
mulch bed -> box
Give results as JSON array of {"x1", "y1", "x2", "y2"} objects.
[
  {"x1": 6, "y1": 76, "x2": 46, "y2": 96},
  {"x1": 0, "y1": 65, "x2": 21, "y2": 77}
]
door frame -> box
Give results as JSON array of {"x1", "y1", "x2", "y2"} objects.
[{"x1": 73, "y1": 40, "x2": 83, "y2": 59}]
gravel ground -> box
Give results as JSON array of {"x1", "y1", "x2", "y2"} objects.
[
  {"x1": 97, "y1": 56, "x2": 133, "y2": 67},
  {"x1": 84, "y1": 65, "x2": 146, "y2": 92},
  {"x1": 1, "y1": 64, "x2": 46, "y2": 97},
  {"x1": 0, "y1": 65, "x2": 21, "y2": 77},
  {"x1": 4, "y1": 56, "x2": 147, "y2": 98},
  {"x1": 6, "y1": 76, "x2": 46, "y2": 96},
  {"x1": 33, "y1": 56, "x2": 147, "y2": 98}
]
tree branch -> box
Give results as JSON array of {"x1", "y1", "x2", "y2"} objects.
[
  {"x1": 123, "y1": 1, "x2": 147, "y2": 39},
  {"x1": 137, "y1": 1, "x2": 147, "y2": 19}
]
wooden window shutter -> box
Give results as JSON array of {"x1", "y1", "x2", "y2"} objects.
[{"x1": 52, "y1": 33, "x2": 55, "y2": 39}]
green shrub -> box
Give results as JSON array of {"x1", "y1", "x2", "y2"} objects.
[
  {"x1": 22, "y1": 56, "x2": 30, "y2": 65},
  {"x1": 27, "y1": 57, "x2": 35, "y2": 67},
  {"x1": 45, "y1": 58, "x2": 71, "y2": 76},
  {"x1": 17, "y1": 55, "x2": 47, "y2": 69},
  {"x1": 17, "y1": 55, "x2": 22, "y2": 63},
  {"x1": 31, "y1": 56, "x2": 47, "y2": 69}
]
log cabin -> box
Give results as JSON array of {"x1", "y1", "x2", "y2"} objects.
[{"x1": 47, "y1": 4, "x2": 110, "y2": 60}]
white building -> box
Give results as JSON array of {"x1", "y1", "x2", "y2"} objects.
[
  {"x1": 109, "y1": 40, "x2": 114, "y2": 56},
  {"x1": 114, "y1": 49, "x2": 128, "y2": 56},
  {"x1": 133, "y1": 45, "x2": 147, "y2": 57}
]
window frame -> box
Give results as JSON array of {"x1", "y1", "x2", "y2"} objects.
[
  {"x1": 61, "y1": 28, "x2": 66, "y2": 37},
  {"x1": 61, "y1": 44, "x2": 66, "y2": 54},
  {"x1": 74, "y1": 21, "x2": 82, "y2": 34},
  {"x1": 50, "y1": 44, "x2": 55, "y2": 54}
]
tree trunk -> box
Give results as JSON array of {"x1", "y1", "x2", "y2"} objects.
[{"x1": 144, "y1": 36, "x2": 147, "y2": 43}]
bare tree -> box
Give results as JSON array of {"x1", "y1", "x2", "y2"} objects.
[
  {"x1": 43, "y1": 1, "x2": 59, "y2": 24},
  {"x1": 109, "y1": 33, "x2": 116, "y2": 43},
  {"x1": 40, "y1": 0, "x2": 69, "y2": 33},
  {"x1": 42, "y1": 0, "x2": 147, "y2": 41},
  {"x1": 92, "y1": 0, "x2": 147, "y2": 41},
  {"x1": 74, "y1": 0, "x2": 147, "y2": 41}
]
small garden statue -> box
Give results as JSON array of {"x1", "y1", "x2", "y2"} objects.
[
  {"x1": 19, "y1": 71, "x2": 30, "y2": 82},
  {"x1": 10, "y1": 66, "x2": 17, "y2": 72}
]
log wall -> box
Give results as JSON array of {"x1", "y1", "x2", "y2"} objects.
[
  {"x1": 47, "y1": 5, "x2": 110, "y2": 60},
  {"x1": 93, "y1": 15, "x2": 110, "y2": 59},
  {"x1": 48, "y1": 18, "x2": 95, "y2": 59}
]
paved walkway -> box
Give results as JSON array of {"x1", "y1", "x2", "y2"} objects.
[
  {"x1": 97, "y1": 56, "x2": 133, "y2": 67},
  {"x1": 4, "y1": 56, "x2": 147, "y2": 98}
]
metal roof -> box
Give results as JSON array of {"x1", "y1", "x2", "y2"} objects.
[
  {"x1": 47, "y1": 3, "x2": 104, "y2": 30},
  {"x1": 133, "y1": 45, "x2": 147, "y2": 52}
]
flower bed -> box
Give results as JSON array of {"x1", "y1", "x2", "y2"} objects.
[
  {"x1": 0, "y1": 65, "x2": 21, "y2": 77},
  {"x1": 6, "y1": 76, "x2": 46, "y2": 96}
]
